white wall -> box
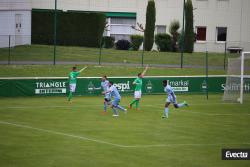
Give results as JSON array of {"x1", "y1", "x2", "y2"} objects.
[
  {"x1": 29, "y1": 0, "x2": 250, "y2": 52},
  {"x1": 0, "y1": 0, "x2": 31, "y2": 48}
]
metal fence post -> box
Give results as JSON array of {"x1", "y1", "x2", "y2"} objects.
[
  {"x1": 53, "y1": 0, "x2": 57, "y2": 65},
  {"x1": 8, "y1": 35, "x2": 11, "y2": 65},
  {"x1": 141, "y1": 41, "x2": 144, "y2": 67},
  {"x1": 181, "y1": 0, "x2": 186, "y2": 68},
  {"x1": 224, "y1": 41, "x2": 227, "y2": 70},
  {"x1": 99, "y1": 37, "x2": 102, "y2": 65},
  {"x1": 205, "y1": 51, "x2": 208, "y2": 100}
]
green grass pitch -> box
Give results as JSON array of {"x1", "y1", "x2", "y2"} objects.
[{"x1": 0, "y1": 94, "x2": 250, "y2": 167}]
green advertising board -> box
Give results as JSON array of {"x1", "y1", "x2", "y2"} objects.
[{"x1": 0, "y1": 76, "x2": 232, "y2": 97}]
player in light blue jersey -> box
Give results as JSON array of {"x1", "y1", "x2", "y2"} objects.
[
  {"x1": 162, "y1": 80, "x2": 188, "y2": 118},
  {"x1": 94, "y1": 76, "x2": 111, "y2": 114},
  {"x1": 103, "y1": 81, "x2": 127, "y2": 117},
  {"x1": 101, "y1": 76, "x2": 111, "y2": 113}
]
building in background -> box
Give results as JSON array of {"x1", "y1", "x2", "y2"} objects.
[
  {"x1": 0, "y1": 0, "x2": 31, "y2": 48},
  {"x1": 0, "y1": 0, "x2": 249, "y2": 52}
]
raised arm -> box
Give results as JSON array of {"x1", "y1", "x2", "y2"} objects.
[
  {"x1": 141, "y1": 65, "x2": 149, "y2": 77},
  {"x1": 78, "y1": 66, "x2": 88, "y2": 73}
]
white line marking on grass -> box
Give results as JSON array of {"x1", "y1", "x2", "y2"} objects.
[
  {"x1": 0, "y1": 121, "x2": 124, "y2": 148},
  {"x1": 1, "y1": 120, "x2": 250, "y2": 148}
]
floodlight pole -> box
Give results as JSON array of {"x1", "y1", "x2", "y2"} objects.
[
  {"x1": 181, "y1": 0, "x2": 186, "y2": 68},
  {"x1": 53, "y1": 0, "x2": 57, "y2": 65}
]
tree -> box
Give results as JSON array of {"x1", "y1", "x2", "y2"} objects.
[
  {"x1": 184, "y1": 0, "x2": 194, "y2": 53},
  {"x1": 169, "y1": 20, "x2": 180, "y2": 52},
  {"x1": 144, "y1": 0, "x2": 156, "y2": 51}
]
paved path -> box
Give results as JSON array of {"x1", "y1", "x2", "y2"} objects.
[{"x1": 0, "y1": 61, "x2": 225, "y2": 70}]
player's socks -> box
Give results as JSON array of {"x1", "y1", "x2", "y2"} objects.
[
  {"x1": 177, "y1": 101, "x2": 188, "y2": 108},
  {"x1": 116, "y1": 105, "x2": 126, "y2": 111},
  {"x1": 104, "y1": 102, "x2": 107, "y2": 112},
  {"x1": 68, "y1": 92, "x2": 73, "y2": 101},
  {"x1": 163, "y1": 108, "x2": 169, "y2": 118},
  {"x1": 130, "y1": 99, "x2": 137, "y2": 106},
  {"x1": 112, "y1": 108, "x2": 119, "y2": 115},
  {"x1": 135, "y1": 100, "x2": 140, "y2": 109}
]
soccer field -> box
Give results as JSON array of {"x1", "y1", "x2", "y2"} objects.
[{"x1": 0, "y1": 94, "x2": 250, "y2": 167}]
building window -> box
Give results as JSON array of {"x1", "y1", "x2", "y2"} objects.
[
  {"x1": 156, "y1": 25, "x2": 166, "y2": 34},
  {"x1": 216, "y1": 27, "x2": 227, "y2": 42},
  {"x1": 196, "y1": 26, "x2": 206, "y2": 41},
  {"x1": 108, "y1": 17, "x2": 136, "y2": 41}
]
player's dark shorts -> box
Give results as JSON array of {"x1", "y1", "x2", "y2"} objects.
[{"x1": 104, "y1": 98, "x2": 111, "y2": 102}]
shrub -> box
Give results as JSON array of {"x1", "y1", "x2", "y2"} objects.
[
  {"x1": 130, "y1": 35, "x2": 143, "y2": 51},
  {"x1": 115, "y1": 40, "x2": 131, "y2": 50},
  {"x1": 155, "y1": 33, "x2": 172, "y2": 52},
  {"x1": 144, "y1": 0, "x2": 156, "y2": 51},
  {"x1": 169, "y1": 20, "x2": 180, "y2": 52},
  {"x1": 102, "y1": 36, "x2": 115, "y2": 48}
]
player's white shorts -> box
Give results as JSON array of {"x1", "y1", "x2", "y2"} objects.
[
  {"x1": 69, "y1": 84, "x2": 76, "y2": 92},
  {"x1": 166, "y1": 95, "x2": 177, "y2": 104},
  {"x1": 134, "y1": 91, "x2": 142, "y2": 99}
]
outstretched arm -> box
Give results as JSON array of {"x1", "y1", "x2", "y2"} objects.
[
  {"x1": 141, "y1": 65, "x2": 149, "y2": 77},
  {"x1": 78, "y1": 66, "x2": 88, "y2": 73}
]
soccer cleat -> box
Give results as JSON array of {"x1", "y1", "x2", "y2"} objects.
[
  {"x1": 162, "y1": 114, "x2": 168, "y2": 118},
  {"x1": 184, "y1": 101, "x2": 189, "y2": 107},
  {"x1": 124, "y1": 109, "x2": 128, "y2": 114},
  {"x1": 112, "y1": 114, "x2": 119, "y2": 117}
]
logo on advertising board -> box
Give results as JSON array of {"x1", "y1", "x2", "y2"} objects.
[
  {"x1": 167, "y1": 80, "x2": 189, "y2": 92},
  {"x1": 35, "y1": 81, "x2": 66, "y2": 94},
  {"x1": 114, "y1": 81, "x2": 131, "y2": 92},
  {"x1": 145, "y1": 80, "x2": 153, "y2": 93},
  {"x1": 87, "y1": 81, "x2": 95, "y2": 94},
  {"x1": 221, "y1": 83, "x2": 250, "y2": 91}
]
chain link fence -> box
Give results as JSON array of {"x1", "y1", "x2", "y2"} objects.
[{"x1": 0, "y1": 35, "x2": 248, "y2": 69}]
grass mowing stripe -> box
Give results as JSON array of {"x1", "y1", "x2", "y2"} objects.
[
  {"x1": 1, "y1": 120, "x2": 250, "y2": 148},
  {"x1": 1, "y1": 104, "x2": 249, "y2": 116}
]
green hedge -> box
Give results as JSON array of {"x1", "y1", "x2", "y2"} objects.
[
  {"x1": 32, "y1": 10, "x2": 106, "y2": 47},
  {"x1": 32, "y1": 10, "x2": 54, "y2": 45}
]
